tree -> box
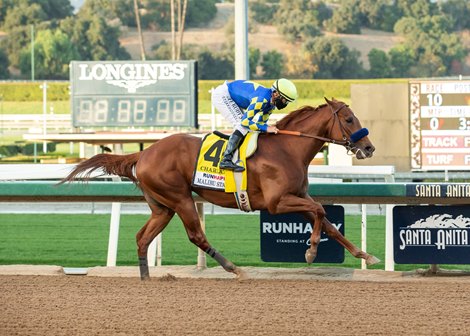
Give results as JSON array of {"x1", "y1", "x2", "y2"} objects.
[
  {"x1": 388, "y1": 45, "x2": 415, "y2": 77},
  {"x1": 249, "y1": 0, "x2": 279, "y2": 24},
  {"x1": 0, "y1": 26, "x2": 34, "y2": 68},
  {"x1": 274, "y1": 0, "x2": 323, "y2": 42},
  {"x1": 358, "y1": 0, "x2": 401, "y2": 32},
  {"x1": 177, "y1": 0, "x2": 188, "y2": 60},
  {"x1": 2, "y1": 2, "x2": 47, "y2": 31},
  {"x1": 397, "y1": 0, "x2": 438, "y2": 19},
  {"x1": 197, "y1": 50, "x2": 234, "y2": 80},
  {"x1": 151, "y1": 42, "x2": 233, "y2": 80},
  {"x1": 78, "y1": 0, "x2": 119, "y2": 21},
  {"x1": 19, "y1": 28, "x2": 78, "y2": 79},
  {"x1": 302, "y1": 36, "x2": 364, "y2": 79},
  {"x1": 260, "y1": 50, "x2": 284, "y2": 79},
  {"x1": 440, "y1": 0, "x2": 470, "y2": 31},
  {"x1": 249, "y1": 47, "x2": 261, "y2": 78},
  {"x1": 30, "y1": 0, "x2": 73, "y2": 20},
  {"x1": 393, "y1": 15, "x2": 466, "y2": 77},
  {"x1": 325, "y1": 0, "x2": 362, "y2": 34},
  {"x1": 312, "y1": 1, "x2": 333, "y2": 25},
  {"x1": 134, "y1": 0, "x2": 146, "y2": 60},
  {"x1": 367, "y1": 49, "x2": 391, "y2": 78},
  {"x1": 0, "y1": 0, "x2": 72, "y2": 28},
  {"x1": 60, "y1": 13, "x2": 130, "y2": 61},
  {"x1": 184, "y1": 0, "x2": 217, "y2": 28},
  {"x1": 139, "y1": 0, "x2": 216, "y2": 31},
  {"x1": 0, "y1": 47, "x2": 9, "y2": 79},
  {"x1": 283, "y1": 50, "x2": 317, "y2": 79},
  {"x1": 0, "y1": 0, "x2": 14, "y2": 26}
]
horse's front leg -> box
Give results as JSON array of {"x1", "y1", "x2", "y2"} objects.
[
  {"x1": 303, "y1": 211, "x2": 324, "y2": 264},
  {"x1": 321, "y1": 217, "x2": 380, "y2": 266},
  {"x1": 267, "y1": 194, "x2": 325, "y2": 264}
]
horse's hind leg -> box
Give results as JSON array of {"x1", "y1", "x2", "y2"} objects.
[
  {"x1": 177, "y1": 199, "x2": 242, "y2": 277},
  {"x1": 136, "y1": 200, "x2": 175, "y2": 280},
  {"x1": 321, "y1": 217, "x2": 380, "y2": 266}
]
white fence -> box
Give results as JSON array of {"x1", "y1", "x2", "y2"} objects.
[
  {"x1": 0, "y1": 164, "x2": 163, "y2": 268},
  {"x1": 0, "y1": 113, "x2": 289, "y2": 132},
  {"x1": 0, "y1": 163, "x2": 398, "y2": 270}
]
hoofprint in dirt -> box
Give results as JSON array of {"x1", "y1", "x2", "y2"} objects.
[{"x1": 1, "y1": 274, "x2": 470, "y2": 336}]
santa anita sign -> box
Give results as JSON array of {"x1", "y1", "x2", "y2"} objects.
[{"x1": 394, "y1": 205, "x2": 470, "y2": 264}]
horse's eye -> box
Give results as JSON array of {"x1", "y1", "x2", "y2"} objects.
[{"x1": 345, "y1": 117, "x2": 353, "y2": 123}]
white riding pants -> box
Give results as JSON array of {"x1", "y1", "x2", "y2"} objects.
[{"x1": 211, "y1": 82, "x2": 249, "y2": 135}]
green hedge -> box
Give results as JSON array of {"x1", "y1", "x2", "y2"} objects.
[
  {"x1": 0, "y1": 79, "x2": 407, "y2": 102},
  {"x1": 0, "y1": 81, "x2": 69, "y2": 101},
  {"x1": 0, "y1": 142, "x2": 56, "y2": 157}
]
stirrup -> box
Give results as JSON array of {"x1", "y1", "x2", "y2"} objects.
[{"x1": 220, "y1": 159, "x2": 245, "y2": 172}]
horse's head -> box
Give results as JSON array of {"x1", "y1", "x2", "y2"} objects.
[{"x1": 324, "y1": 97, "x2": 375, "y2": 159}]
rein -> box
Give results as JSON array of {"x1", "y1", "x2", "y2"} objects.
[
  {"x1": 277, "y1": 129, "x2": 351, "y2": 146},
  {"x1": 277, "y1": 103, "x2": 353, "y2": 147}
]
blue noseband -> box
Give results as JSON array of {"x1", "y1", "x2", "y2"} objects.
[{"x1": 350, "y1": 128, "x2": 369, "y2": 143}]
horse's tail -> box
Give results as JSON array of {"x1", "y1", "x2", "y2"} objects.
[{"x1": 58, "y1": 152, "x2": 141, "y2": 184}]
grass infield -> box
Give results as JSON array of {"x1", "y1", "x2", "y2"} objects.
[{"x1": 0, "y1": 213, "x2": 468, "y2": 272}]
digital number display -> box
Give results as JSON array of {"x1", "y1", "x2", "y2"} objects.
[
  {"x1": 410, "y1": 80, "x2": 470, "y2": 170},
  {"x1": 73, "y1": 97, "x2": 190, "y2": 126},
  {"x1": 70, "y1": 60, "x2": 198, "y2": 128}
]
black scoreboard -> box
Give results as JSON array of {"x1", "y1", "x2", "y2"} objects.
[
  {"x1": 70, "y1": 60, "x2": 198, "y2": 128},
  {"x1": 409, "y1": 80, "x2": 470, "y2": 170}
]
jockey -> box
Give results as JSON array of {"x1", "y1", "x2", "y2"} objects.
[{"x1": 211, "y1": 78, "x2": 298, "y2": 172}]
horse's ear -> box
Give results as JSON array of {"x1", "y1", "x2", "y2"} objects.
[{"x1": 324, "y1": 97, "x2": 332, "y2": 105}]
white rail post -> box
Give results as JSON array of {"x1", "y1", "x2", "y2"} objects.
[
  {"x1": 106, "y1": 175, "x2": 122, "y2": 267},
  {"x1": 196, "y1": 202, "x2": 207, "y2": 269},
  {"x1": 40, "y1": 81, "x2": 47, "y2": 153},
  {"x1": 361, "y1": 204, "x2": 367, "y2": 270},
  {"x1": 156, "y1": 234, "x2": 162, "y2": 266},
  {"x1": 148, "y1": 233, "x2": 162, "y2": 267},
  {"x1": 384, "y1": 171, "x2": 395, "y2": 271},
  {"x1": 106, "y1": 144, "x2": 124, "y2": 267},
  {"x1": 385, "y1": 204, "x2": 394, "y2": 271}
]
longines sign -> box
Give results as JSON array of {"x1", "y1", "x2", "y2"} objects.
[{"x1": 69, "y1": 60, "x2": 198, "y2": 127}]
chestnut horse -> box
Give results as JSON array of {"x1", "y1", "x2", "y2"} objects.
[{"x1": 61, "y1": 98, "x2": 379, "y2": 280}]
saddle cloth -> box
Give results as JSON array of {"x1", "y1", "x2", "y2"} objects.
[{"x1": 192, "y1": 131, "x2": 258, "y2": 211}]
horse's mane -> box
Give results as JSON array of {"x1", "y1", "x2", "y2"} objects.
[{"x1": 276, "y1": 104, "x2": 327, "y2": 129}]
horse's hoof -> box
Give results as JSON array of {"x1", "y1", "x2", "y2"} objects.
[
  {"x1": 305, "y1": 249, "x2": 316, "y2": 264},
  {"x1": 366, "y1": 255, "x2": 380, "y2": 266},
  {"x1": 235, "y1": 268, "x2": 249, "y2": 282}
]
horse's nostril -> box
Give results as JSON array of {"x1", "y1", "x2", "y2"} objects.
[{"x1": 366, "y1": 145, "x2": 375, "y2": 153}]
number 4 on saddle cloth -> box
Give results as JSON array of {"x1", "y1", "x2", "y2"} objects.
[{"x1": 192, "y1": 131, "x2": 259, "y2": 212}]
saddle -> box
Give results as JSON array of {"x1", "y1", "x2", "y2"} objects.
[{"x1": 192, "y1": 131, "x2": 259, "y2": 212}]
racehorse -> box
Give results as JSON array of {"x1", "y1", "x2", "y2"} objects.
[{"x1": 60, "y1": 97, "x2": 379, "y2": 280}]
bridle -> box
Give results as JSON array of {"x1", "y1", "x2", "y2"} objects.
[{"x1": 277, "y1": 103, "x2": 368, "y2": 154}]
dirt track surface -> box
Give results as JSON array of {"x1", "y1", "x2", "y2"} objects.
[{"x1": 2, "y1": 271, "x2": 470, "y2": 335}]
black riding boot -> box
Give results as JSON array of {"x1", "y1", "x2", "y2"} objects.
[{"x1": 219, "y1": 130, "x2": 246, "y2": 172}]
